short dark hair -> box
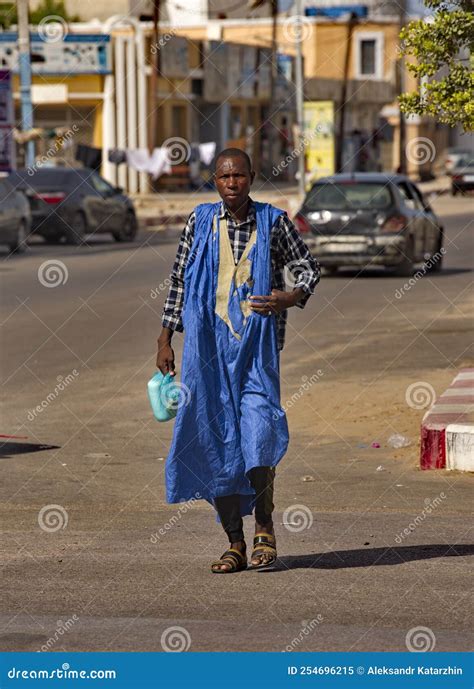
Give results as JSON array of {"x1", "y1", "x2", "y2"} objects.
[{"x1": 215, "y1": 148, "x2": 253, "y2": 173}]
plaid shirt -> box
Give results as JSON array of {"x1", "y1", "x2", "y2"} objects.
[{"x1": 161, "y1": 199, "x2": 320, "y2": 350}]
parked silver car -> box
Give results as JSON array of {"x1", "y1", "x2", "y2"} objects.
[
  {"x1": 0, "y1": 176, "x2": 31, "y2": 253},
  {"x1": 451, "y1": 156, "x2": 474, "y2": 195},
  {"x1": 444, "y1": 147, "x2": 473, "y2": 175}
]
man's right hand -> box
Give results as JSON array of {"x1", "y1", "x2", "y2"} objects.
[{"x1": 156, "y1": 332, "x2": 175, "y2": 376}]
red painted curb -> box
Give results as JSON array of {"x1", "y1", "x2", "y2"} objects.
[
  {"x1": 420, "y1": 369, "x2": 474, "y2": 470},
  {"x1": 420, "y1": 424, "x2": 446, "y2": 469}
]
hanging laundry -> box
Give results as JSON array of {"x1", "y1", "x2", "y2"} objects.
[
  {"x1": 126, "y1": 148, "x2": 151, "y2": 173},
  {"x1": 75, "y1": 144, "x2": 102, "y2": 170},
  {"x1": 148, "y1": 147, "x2": 172, "y2": 179},
  {"x1": 198, "y1": 141, "x2": 216, "y2": 166},
  {"x1": 108, "y1": 148, "x2": 127, "y2": 165},
  {"x1": 126, "y1": 147, "x2": 172, "y2": 179}
]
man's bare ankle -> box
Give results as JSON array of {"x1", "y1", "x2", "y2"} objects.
[
  {"x1": 255, "y1": 519, "x2": 274, "y2": 534},
  {"x1": 230, "y1": 540, "x2": 246, "y2": 551}
]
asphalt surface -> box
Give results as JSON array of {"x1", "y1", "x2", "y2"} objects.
[{"x1": 0, "y1": 194, "x2": 473, "y2": 653}]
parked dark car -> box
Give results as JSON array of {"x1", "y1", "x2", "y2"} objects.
[
  {"x1": 451, "y1": 156, "x2": 474, "y2": 195},
  {"x1": 0, "y1": 176, "x2": 31, "y2": 253},
  {"x1": 294, "y1": 173, "x2": 444, "y2": 276},
  {"x1": 8, "y1": 167, "x2": 137, "y2": 245}
]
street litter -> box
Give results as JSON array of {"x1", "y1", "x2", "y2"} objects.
[
  {"x1": 371, "y1": 442, "x2": 381, "y2": 448},
  {"x1": 376, "y1": 465, "x2": 385, "y2": 471},
  {"x1": 387, "y1": 433, "x2": 411, "y2": 448},
  {"x1": 301, "y1": 475, "x2": 315, "y2": 482}
]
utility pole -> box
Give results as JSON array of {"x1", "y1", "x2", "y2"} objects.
[
  {"x1": 249, "y1": 0, "x2": 278, "y2": 176},
  {"x1": 398, "y1": 0, "x2": 407, "y2": 174},
  {"x1": 149, "y1": 0, "x2": 161, "y2": 153},
  {"x1": 336, "y1": 11, "x2": 357, "y2": 173},
  {"x1": 17, "y1": 0, "x2": 34, "y2": 167},
  {"x1": 294, "y1": 0, "x2": 305, "y2": 198}
]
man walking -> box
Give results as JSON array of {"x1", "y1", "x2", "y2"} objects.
[{"x1": 156, "y1": 149, "x2": 320, "y2": 573}]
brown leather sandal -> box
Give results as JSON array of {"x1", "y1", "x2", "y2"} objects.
[
  {"x1": 250, "y1": 532, "x2": 277, "y2": 569},
  {"x1": 211, "y1": 547, "x2": 248, "y2": 574}
]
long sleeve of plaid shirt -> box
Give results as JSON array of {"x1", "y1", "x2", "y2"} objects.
[{"x1": 161, "y1": 200, "x2": 320, "y2": 350}]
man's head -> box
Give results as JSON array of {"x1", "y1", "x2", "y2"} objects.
[{"x1": 214, "y1": 148, "x2": 255, "y2": 213}]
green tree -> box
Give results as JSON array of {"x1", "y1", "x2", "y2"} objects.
[
  {"x1": 0, "y1": 0, "x2": 81, "y2": 29},
  {"x1": 399, "y1": 0, "x2": 474, "y2": 132},
  {"x1": 29, "y1": 0, "x2": 80, "y2": 23}
]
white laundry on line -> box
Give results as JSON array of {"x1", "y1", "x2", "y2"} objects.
[{"x1": 126, "y1": 148, "x2": 172, "y2": 179}]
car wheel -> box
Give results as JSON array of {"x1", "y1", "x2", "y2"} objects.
[
  {"x1": 112, "y1": 211, "x2": 138, "y2": 242},
  {"x1": 427, "y1": 235, "x2": 444, "y2": 273},
  {"x1": 323, "y1": 266, "x2": 339, "y2": 276},
  {"x1": 393, "y1": 237, "x2": 414, "y2": 277},
  {"x1": 451, "y1": 187, "x2": 457, "y2": 196},
  {"x1": 9, "y1": 220, "x2": 27, "y2": 254},
  {"x1": 65, "y1": 212, "x2": 87, "y2": 245}
]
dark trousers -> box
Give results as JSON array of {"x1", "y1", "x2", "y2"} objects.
[{"x1": 214, "y1": 466, "x2": 275, "y2": 543}]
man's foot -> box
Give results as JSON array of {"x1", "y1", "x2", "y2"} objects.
[
  {"x1": 250, "y1": 521, "x2": 277, "y2": 568},
  {"x1": 211, "y1": 540, "x2": 247, "y2": 573}
]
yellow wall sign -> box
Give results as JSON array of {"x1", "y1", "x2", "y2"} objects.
[{"x1": 303, "y1": 101, "x2": 335, "y2": 188}]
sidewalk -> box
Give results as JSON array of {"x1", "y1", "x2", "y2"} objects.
[{"x1": 133, "y1": 176, "x2": 452, "y2": 231}]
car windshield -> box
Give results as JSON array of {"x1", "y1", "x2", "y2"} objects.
[
  {"x1": 458, "y1": 157, "x2": 474, "y2": 167},
  {"x1": 304, "y1": 182, "x2": 393, "y2": 211}
]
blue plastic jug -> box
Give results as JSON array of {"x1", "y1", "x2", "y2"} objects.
[{"x1": 147, "y1": 371, "x2": 181, "y2": 422}]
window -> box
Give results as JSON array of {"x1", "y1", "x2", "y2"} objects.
[
  {"x1": 397, "y1": 182, "x2": 421, "y2": 210},
  {"x1": 360, "y1": 40, "x2": 376, "y2": 75},
  {"x1": 91, "y1": 173, "x2": 114, "y2": 195},
  {"x1": 355, "y1": 33, "x2": 383, "y2": 80},
  {"x1": 305, "y1": 183, "x2": 393, "y2": 211}
]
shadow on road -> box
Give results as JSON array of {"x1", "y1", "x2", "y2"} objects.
[
  {"x1": 268, "y1": 544, "x2": 474, "y2": 571},
  {"x1": 323, "y1": 267, "x2": 473, "y2": 278},
  {"x1": 0, "y1": 441, "x2": 60, "y2": 459}
]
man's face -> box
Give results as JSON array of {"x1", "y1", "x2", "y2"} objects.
[{"x1": 214, "y1": 156, "x2": 254, "y2": 212}]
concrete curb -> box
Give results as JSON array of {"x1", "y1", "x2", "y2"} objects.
[
  {"x1": 420, "y1": 369, "x2": 474, "y2": 471},
  {"x1": 138, "y1": 214, "x2": 189, "y2": 232}
]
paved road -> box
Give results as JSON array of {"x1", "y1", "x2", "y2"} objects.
[{"x1": 0, "y1": 195, "x2": 472, "y2": 653}]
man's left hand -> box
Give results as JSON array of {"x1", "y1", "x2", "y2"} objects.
[{"x1": 249, "y1": 288, "x2": 304, "y2": 315}]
